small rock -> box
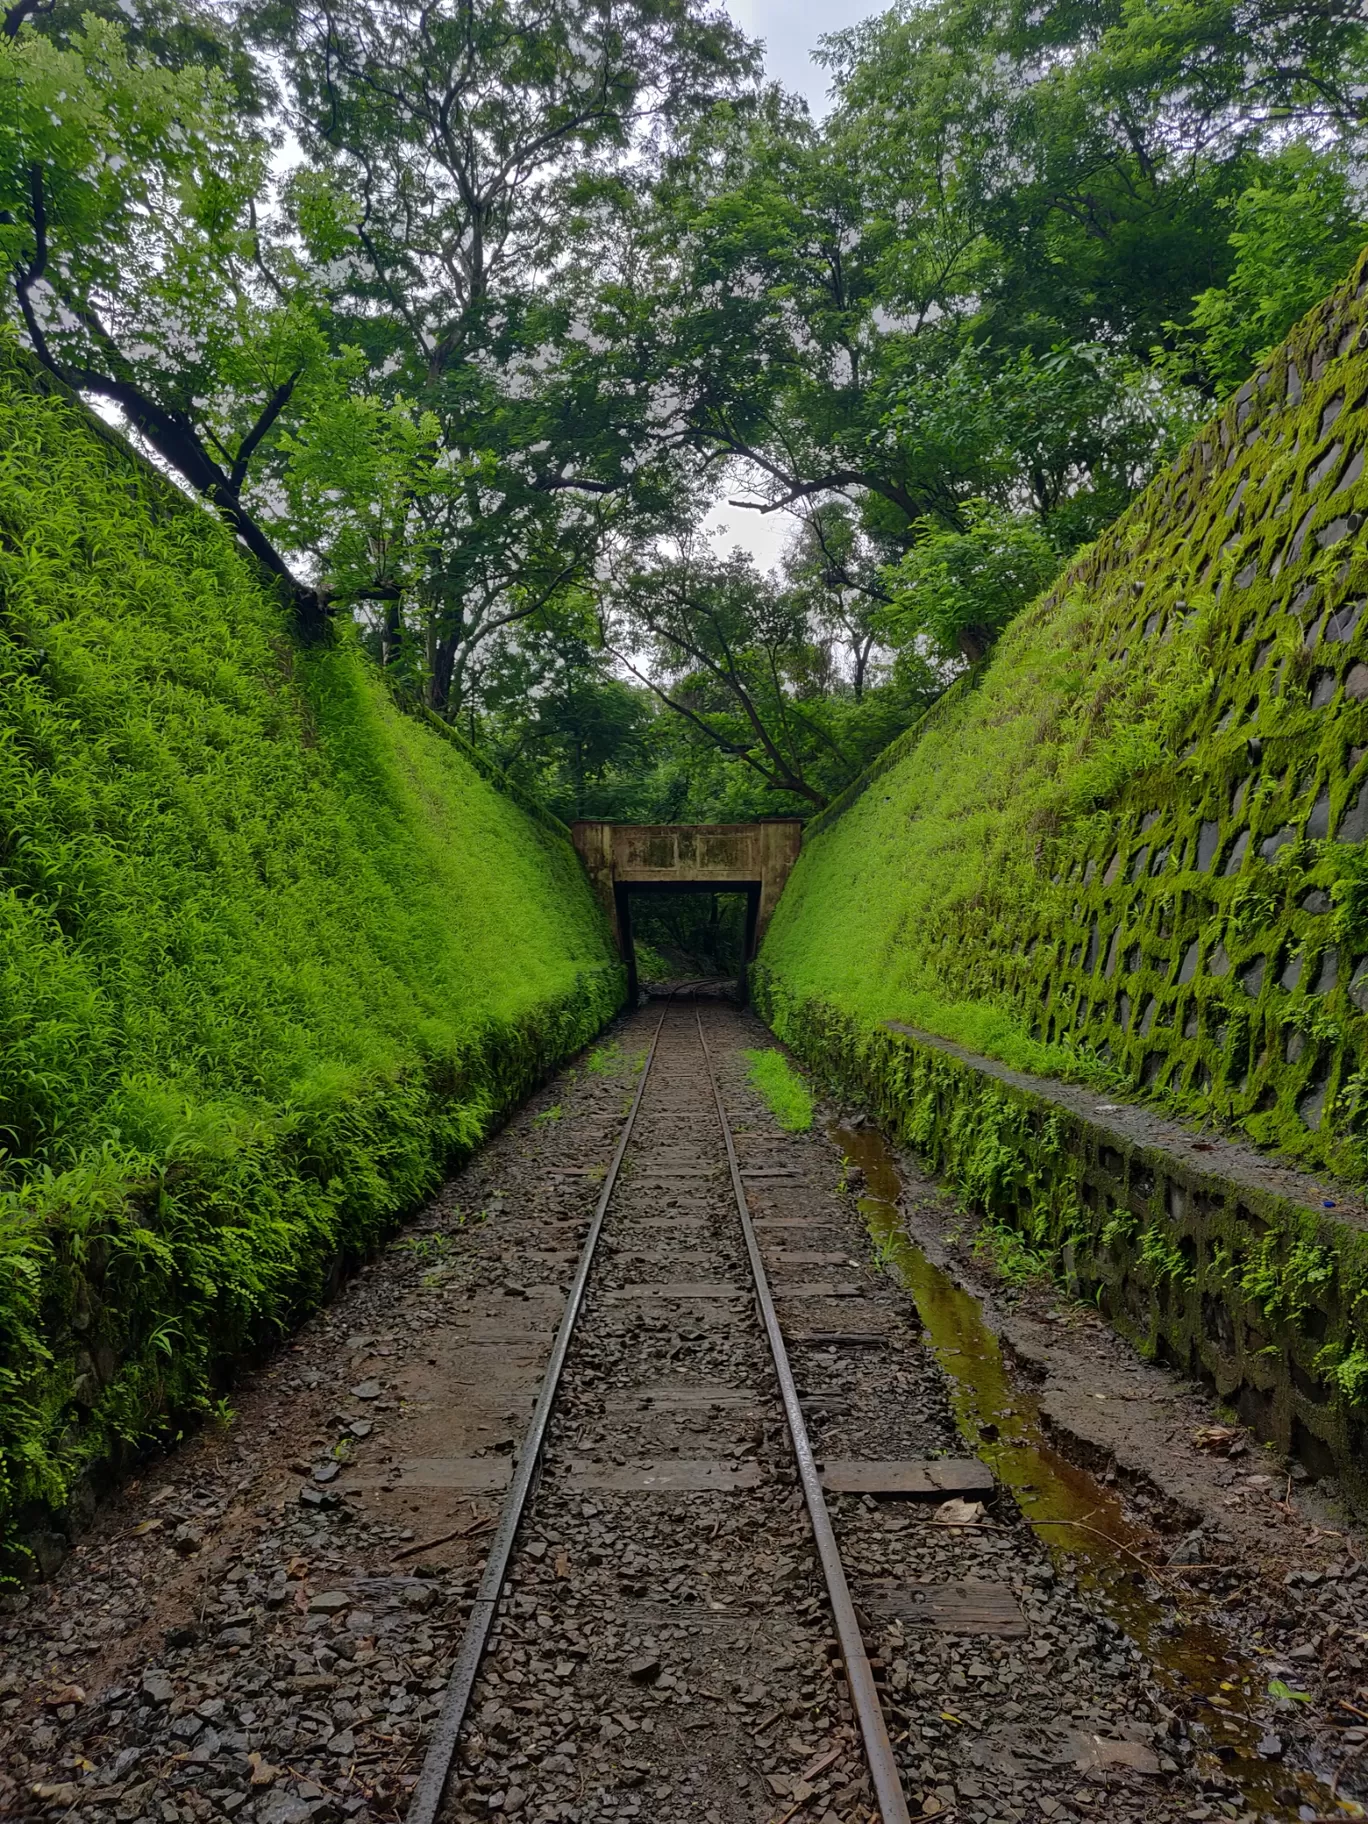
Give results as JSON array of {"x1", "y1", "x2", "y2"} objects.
[
  {"x1": 627, "y1": 1655, "x2": 661, "y2": 1685},
  {"x1": 313, "y1": 1461, "x2": 340, "y2": 1484},
  {"x1": 1167, "y1": 1529, "x2": 1207, "y2": 1567},
  {"x1": 308, "y1": 1590, "x2": 351, "y2": 1613},
  {"x1": 327, "y1": 1729, "x2": 356, "y2": 1756},
  {"x1": 1289, "y1": 1643, "x2": 1317, "y2": 1661},
  {"x1": 141, "y1": 1671, "x2": 174, "y2": 1706},
  {"x1": 164, "y1": 1623, "x2": 200, "y2": 1648},
  {"x1": 346, "y1": 1418, "x2": 373, "y2": 1438},
  {"x1": 257, "y1": 1793, "x2": 313, "y2": 1824},
  {"x1": 1258, "y1": 1734, "x2": 1284, "y2": 1759},
  {"x1": 349, "y1": 1381, "x2": 382, "y2": 1401}
]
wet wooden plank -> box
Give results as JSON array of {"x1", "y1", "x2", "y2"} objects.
[
  {"x1": 770, "y1": 1281, "x2": 866, "y2": 1299},
  {"x1": 818, "y1": 1458, "x2": 994, "y2": 1497},
  {"x1": 605, "y1": 1383, "x2": 758, "y2": 1412},
  {"x1": 790, "y1": 1330, "x2": 891, "y2": 1347},
  {"x1": 567, "y1": 1459, "x2": 762, "y2": 1492},
  {"x1": 604, "y1": 1281, "x2": 747, "y2": 1301},
  {"x1": 861, "y1": 1580, "x2": 1027, "y2": 1637},
  {"x1": 343, "y1": 1457, "x2": 512, "y2": 1493}
]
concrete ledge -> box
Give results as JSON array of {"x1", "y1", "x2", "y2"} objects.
[{"x1": 754, "y1": 984, "x2": 1368, "y2": 1511}]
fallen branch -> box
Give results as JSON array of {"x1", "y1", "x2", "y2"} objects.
[{"x1": 393, "y1": 1513, "x2": 493, "y2": 1559}]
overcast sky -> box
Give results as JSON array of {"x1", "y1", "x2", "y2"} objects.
[
  {"x1": 703, "y1": 0, "x2": 880, "y2": 570},
  {"x1": 723, "y1": 0, "x2": 857, "y2": 115}
]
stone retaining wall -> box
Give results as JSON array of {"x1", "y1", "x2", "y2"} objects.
[{"x1": 756, "y1": 984, "x2": 1368, "y2": 1510}]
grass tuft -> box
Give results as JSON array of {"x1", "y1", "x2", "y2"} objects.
[{"x1": 743, "y1": 1048, "x2": 816, "y2": 1132}]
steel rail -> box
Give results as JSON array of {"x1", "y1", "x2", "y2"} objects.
[
  {"x1": 695, "y1": 1010, "x2": 913, "y2": 1824},
  {"x1": 407, "y1": 1006, "x2": 670, "y2": 1824}
]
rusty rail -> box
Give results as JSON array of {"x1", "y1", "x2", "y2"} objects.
[
  {"x1": 695, "y1": 1009, "x2": 913, "y2": 1824},
  {"x1": 406, "y1": 1007, "x2": 668, "y2": 1824}
]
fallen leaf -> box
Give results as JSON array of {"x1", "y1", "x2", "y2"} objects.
[
  {"x1": 247, "y1": 1753, "x2": 278, "y2": 1787},
  {"x1": 129, "y1": 1518, "x2": 164, "y2": 1538},
  {"x1": 1193, "y1": 1425, "x2": 1239, "y2": 1453},
  {"x1": 932, "y1": 1497, "x2": 984, "y2": 1527},
  {"x1": 287, "y1": 1556, "x2": 308, "y2": 1578},
  {"x1": 1268, "y1": 1678, "x2": 1313, "y2": 1704},
  {"x1": 44, "y1": 1685, "x2": 85, "y2": 1707},
  {"x1": 553, "y1": 1548, "x2": 571, "y2": 1578},
  {"x1": 1074, "y1": 1735, "x2": 1161, "y2": 1776}
]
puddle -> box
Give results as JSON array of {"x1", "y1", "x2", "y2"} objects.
[{"x1": 831, "y1": 1122, "x2": 1350, "y2": 1822}]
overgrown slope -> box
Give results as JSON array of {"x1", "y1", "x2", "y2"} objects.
[
  {"x1": 0, "y1": 351, "x2": 620, "y2": 1563},
  {"x1": 758, "y1": 249, "x2": 1368, "y2": 1188}
]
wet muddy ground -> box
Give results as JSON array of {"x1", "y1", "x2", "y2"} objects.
[{"x1": 1, "y1": 1004, "x2": 1364, "y2": 1824}]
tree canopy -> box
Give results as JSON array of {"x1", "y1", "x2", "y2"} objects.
[{"x1": 3, "y1": 0, "x2": 1364, "y2": 814}]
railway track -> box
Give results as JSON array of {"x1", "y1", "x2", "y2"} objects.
[
  {"x1": 411, "y1": 998, "x2": 989, "y2": 1824},
  {"x1": 7, "y1": 998, "x2": 1310, "y2": 1824}
]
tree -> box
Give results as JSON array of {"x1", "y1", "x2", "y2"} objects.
[
  {"x1": 1183, "y1": 145, "x2": 1368, "y2": 395},
  {"x1": 878, "y1": 502, "x2": 1061, "y2": 665},
  {"x1": 0, "y1": 13, "x2": 336, "y2": 634},
  {"x1": 240, "y1": 0, "x2": 758, "y2": 695}
]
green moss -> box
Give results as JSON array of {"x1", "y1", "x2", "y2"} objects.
[
  {"x1": 0, "y1": 348, "x2": 621, "y2": 1562},
  {"x1": 742, "y1": 1048, "x2": 815, "y2": 1132},
  {"x1": 758, "y1": 246, "x2": 1368, "y2": 1186},
  {"x1": 766, "y1": 1003, "x2": 1368, "y2": 1498}
]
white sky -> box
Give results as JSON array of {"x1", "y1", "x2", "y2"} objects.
[
  {"x1": 702, "y1": 0, "x2": 881, "y2": 573},
  {"x1": 723, "y1": 0, "x2": 864, "y2": 115}
]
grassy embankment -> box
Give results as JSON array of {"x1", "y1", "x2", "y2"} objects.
[
  {"x1": 0, "y1": 350, "x2": 621, "y2": 1566},
  {"x1": 753, "y1": 256, "x2": 1368, "y2": 1478},
  {"x1": 758, "y1": 250, "x2": 1368, "y2": 1183}
]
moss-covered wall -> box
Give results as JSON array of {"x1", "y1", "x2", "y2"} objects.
[
  {"x1": 0, "y1": 348, "x2": 622, "y2": 1568},
  {"x1": 760, "y1": 248, "x2": 1368, "y2": 1182},
  {"x1": 755, "y1": 251, "x2": 1368, "y2": 1492},
  {"x1": 775, "y1": 1003, "x2": 1368, "y2": 1504}
]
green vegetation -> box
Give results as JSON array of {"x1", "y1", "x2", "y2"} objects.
[
  {"x1": 0, "y1": 352, "x2": 619, "y2": 1563},
  {"x1": 3, "y1": 0, "x2": 1368, "y2": 1542},
  {"x1": 759, "y1": 253, "x2": 1368, "y2": 1186},
  {"x1": 5, "y1": 0, "x2": 1363, "y2": 825},
  {"x1": 742, "y1": 1050, "x2": 815, "y2": 1133},
  {"x1": 630, "y1": 891, "x2": 749, "y2": 982}
]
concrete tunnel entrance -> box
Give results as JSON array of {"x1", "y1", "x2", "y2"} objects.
[{"x1": 570, "y1": 820, "x2": 804, "y2": 1003}]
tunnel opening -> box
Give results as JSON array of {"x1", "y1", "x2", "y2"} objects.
[{"x1": 615, "y1": 881, "x2": 761, "y2": 1003}]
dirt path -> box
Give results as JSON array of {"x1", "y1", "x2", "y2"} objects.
[{"x1": 1, "y1": 1003, "x2": 1364, "y2": 1824}]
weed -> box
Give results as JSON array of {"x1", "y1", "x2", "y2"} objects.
[
  {"x1": 742, "y1": 1049, "x2": 815, "y2": 1132},
  {"x1": 534, "y1": 1104, "x2": 564, "y2": 1125},
  {"x1": 1239, "y1": 1235, "x2": 1335, "y2": 1326},
  {"x1": 0, "y1": 347, "x2": 622, "y2": 1556},
  {"x1": 1138, "y1": 1226, "x2": 1194, "y2": 1288},
  {"x1": 972, "y1": 1219, "x2": 1056, "y2": 1286}
]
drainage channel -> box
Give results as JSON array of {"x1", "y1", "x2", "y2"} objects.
[{"x1": 831, "y1": 1120, "x2": 1348, "y2": 1823}]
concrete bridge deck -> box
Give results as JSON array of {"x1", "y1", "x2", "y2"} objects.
[{"x1": 570, "y1": 820, "x2": 803, "y2": 996}]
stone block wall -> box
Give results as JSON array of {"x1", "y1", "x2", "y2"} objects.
[{"x1": 773, "y1": 1003, "x2": 1368, "y2": 1506}]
